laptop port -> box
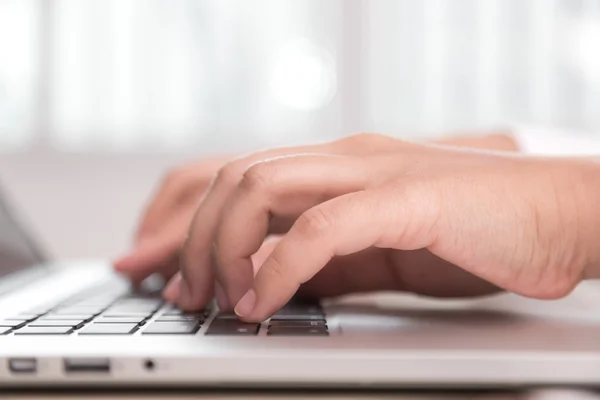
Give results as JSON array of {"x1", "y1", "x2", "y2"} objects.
[
  {"x1": 8, "y1": 358, "x2": 37, "y2": 374},
  {"x1": 64, "y1": 358, "x2": 110, "y2": 374},
  {"x1": 144, "y1": 359, "x2": 155, "y2": 371}
]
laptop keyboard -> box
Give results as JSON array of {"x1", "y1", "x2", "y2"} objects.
[{"x1": 0, "y1": 283, "x2": 329, "y2": 336}]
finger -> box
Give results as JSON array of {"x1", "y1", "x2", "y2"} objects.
[
  {"x1": 177, "y1": 135, "x2": 426, "y2": 310},
  {"x1": 135, "y1": 166, "x2": 210, "y2": 242},
  {"x1": 177, "y1": 142, "x2": 348, "y2": 310},
  {"x1": 165, "y1": 237, "x2": 281, "y2": 306},
  {"x1": 233, "y1": 180, "x2": 441, "y2": 321},
  {"x1": 114, "y1": 238, "x2": 180, "y2": 284},
  {"x1": 212, "y1": 154, "x2": 369, "y2": 307},
  {"x1": 163, "y1": 271, "x2": 183, "y2": 303},
  {"x1": 115, "y1": 210, "x2": 192, "y2": 282}
]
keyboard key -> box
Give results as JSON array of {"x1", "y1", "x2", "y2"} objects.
[
  {"x1": 1, "y1": 326, "x2": 12, "y2": 335},
  {"x1": 107, "y1": 305, "x2": 159, "y2": 313},
  {"x1": 205, "y1": 320, "x2": 259, "y2": 336},
  {"x1": 53, "y1": 307, "x2": 104, "y2": 315},
  {"x1": 270, "y1": 314, "x2": 325, "y2": 321},
  {"x1": 95, "y1": 316, "x2": 147, "y2": 324},
  {"x1": 163, "y1": 309, "x2": 207, "y2": 317},
  {"x1": 0, "y1": 320, "x2": 27, "y2": 328},
  {"x1": 142, "y1": 322, "x2": 200, "y2": 335},
  {"x1": 155, "y1": 315, "x2": 204, "y2": 323},
  {"x1": 28, "y1": 319, "x2": 85, "y2": 327},
  {"x1": 114, "y1": 298, "x2": 164, "y2": 308},
  {"x1": 101, "y1": 305, "x2": 156, "y2": 316},
  {"x1": 25, "y1": 307, "x2": 52, "y2": 314},
  {"x1": 121, "y1": 293, "x2": 162, "y2": 301},
  {"x1": 79, "y1": 323, "x2": 138, "y2": 335},
  {"x1": 275, "y1": 305, "x2": 323, "y2": 316},
  {"x1": 100, "y1": 312, "x2": 152, "y2": 319},
  {"x1": 269, "y1": 320, "x2": 327, "y2": 328},
  {"x1": 214, "y1": 313, "x2": 239, "y2": 320},
  {"x1": 41, "y1": 314, "x2": 94, "y2": 321},
  {"x1": 14, "y1": 326, "x2": 74, "y2": 335},
  {"x1": 267, "y1": 326, "x2": 329, "y2": 336},
  {"x1": 6, "y1": 314, "x2": 40, "y2": 321}
]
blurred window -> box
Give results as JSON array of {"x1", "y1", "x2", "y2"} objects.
[{"x1": 1, "y1": 0, "x2": 600, "y2": 152}]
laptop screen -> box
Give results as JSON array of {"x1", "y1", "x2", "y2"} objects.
[{"x1": 0, "y1": 191, "x2": 46, "y2": 278}]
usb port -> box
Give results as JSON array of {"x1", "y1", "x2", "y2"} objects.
[
  {"x1": 64, "y1": 358, "x2": 110, "y2": 374},
  {"x1": 8, "y1": 358, "x2": 37, "y2": 374}
]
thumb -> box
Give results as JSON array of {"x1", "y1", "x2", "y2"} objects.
[{"x1": 234, "y1": 179, "x2": 442, "y2": 321}]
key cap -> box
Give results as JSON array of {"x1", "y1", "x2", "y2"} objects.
[
  {"x1": 267, "y1": 326, "x2": 329, "y2": 336},
  {"x1": 214, "y1": 313, "x2": 239, "y2": 320},
  {"x1": 6, "y1": 314, "x2": 40, "y2": 321},
  {"x1": 107, "y1": 304, "x2": 159, "y2": 313},
  {"x1": 155, "y1": 315, "x2": 204, "y2": 323},
  {"x1": 53, "y1": 307, "x2": 104, "y2": 315},
  {"x1": 142, "y1": 322, "x2": 200, "y2": 335},
  {"x1": 163, "y1": 309, "x2": 207, "y2": 317},
  {"x1": 40, "y1": 314, "x2": 94, "y2": 321},
  {"x1": 28, "y1": 319, "x2": 85, "y2": 327},
  {"x1": 25, "y1": 307, "x2": 52, "y2": 314},
  {"x1": 78, "y1": 323, "x2": 138, "y2": 335},
  {"x1": 100, "y1": 313, "x2": 152, "y2": 319},
  {"x1": 14, "y1": 326, "x2": 73, "y2": 335},
  {"x1": 0, "y1": 320, "x2": 27, "y2": 328},
  {"x1": 205, "y1": 320, "x2": 259, "y2": 336},
  {"x1": 1, "y1": 326, "x2": 12, "y2": 335},
  {"x1": 268, "y1": 320, "x2": 327, "y2": 328},
  {"x1": 115, "y1": 298, "x2": 162, "y2": 305},
  {"x1": 95, "y1": 316, "x2": 147, "y2": 324},
  {"x1": 275, "y1": 305, "x2": 323, "y2": 316},
  {"x1": 101, "y1": 310, "x2": 153, "y2": 317},
  {"x1": 270, "y1": 314, "x2": 325, "y2": 321}
]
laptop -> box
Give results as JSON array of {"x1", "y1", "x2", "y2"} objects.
[{"x1": 2, "y1": 186, "x2": 600, "y2": 389}]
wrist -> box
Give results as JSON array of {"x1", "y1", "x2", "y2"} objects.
[{"x1": 573, "y1": 159, "x2": 600, "y2": 279}]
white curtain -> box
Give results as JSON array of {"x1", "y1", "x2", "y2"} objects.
[{"x1": 1, "y1": 0, "x2": 600, "y2": 152}]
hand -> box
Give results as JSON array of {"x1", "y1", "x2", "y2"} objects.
[
  {"x1": 173, "y1": 133, "x2": 599, "y2": 322},
  {"x1": 114, "y1": 155, "x2": 232, "y2": 283},
  {"x1": 114, "y1": 132, "x2": 517, "y2": 286}
]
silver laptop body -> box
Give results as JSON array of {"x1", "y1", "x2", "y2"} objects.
[{"x1": 1, "y1": 187, "x2": 600, "y2": 389}]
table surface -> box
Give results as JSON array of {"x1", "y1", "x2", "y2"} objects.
[{"x1": 3, "y1": 390, "x2": 600, "y2": 400}]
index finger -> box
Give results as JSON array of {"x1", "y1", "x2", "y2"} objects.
[{"x1": 212, "y1": 154, "x2": 368, "y2": 308}]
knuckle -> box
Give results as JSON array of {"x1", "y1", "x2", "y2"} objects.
[
  {"x1": 295, "y1": 207, "x2": 334, "y2": 238},
  {"x1": 214, "y1": 161, "x2": 245, "y2": 188},
  {"x1": 239, "y1": 162, "x2": 276, "y2": 192},
  {"x1": 336, "y1": 132, "x2": 399, "y2": 152}
]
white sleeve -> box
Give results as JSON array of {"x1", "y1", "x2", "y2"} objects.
[{"x1": 510, "y1": 124, "x2": 600, "y2": 156}]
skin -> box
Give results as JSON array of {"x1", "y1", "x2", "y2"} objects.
[
  {"x1": 114, "y1": 132, "x2": 517, "y2": 284},
  {"x1": 115, "y1": 132, "x2": 600, "y2": 323}
]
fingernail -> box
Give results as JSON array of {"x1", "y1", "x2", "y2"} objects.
[
  {"x1": 234, "y1": 289, "x2": 256, "y2": 318},
  {"x1": 215, "y1": 282, "x2": 230, "y2": 311},
  {"x1": 163, "y1": 275, "x2": 181, "y2": 303}
]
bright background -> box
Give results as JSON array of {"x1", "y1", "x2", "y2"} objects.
[{"x1": 1, "y1": 0, "x2": 600, "y2": 259}]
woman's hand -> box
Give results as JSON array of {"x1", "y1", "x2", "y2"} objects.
[
  {"x1": 172, "y1": 133, "x2": 599, "y2": 323},
  {"x1": 114, "y1": 133, "x2": 517, "y2": 285}
]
